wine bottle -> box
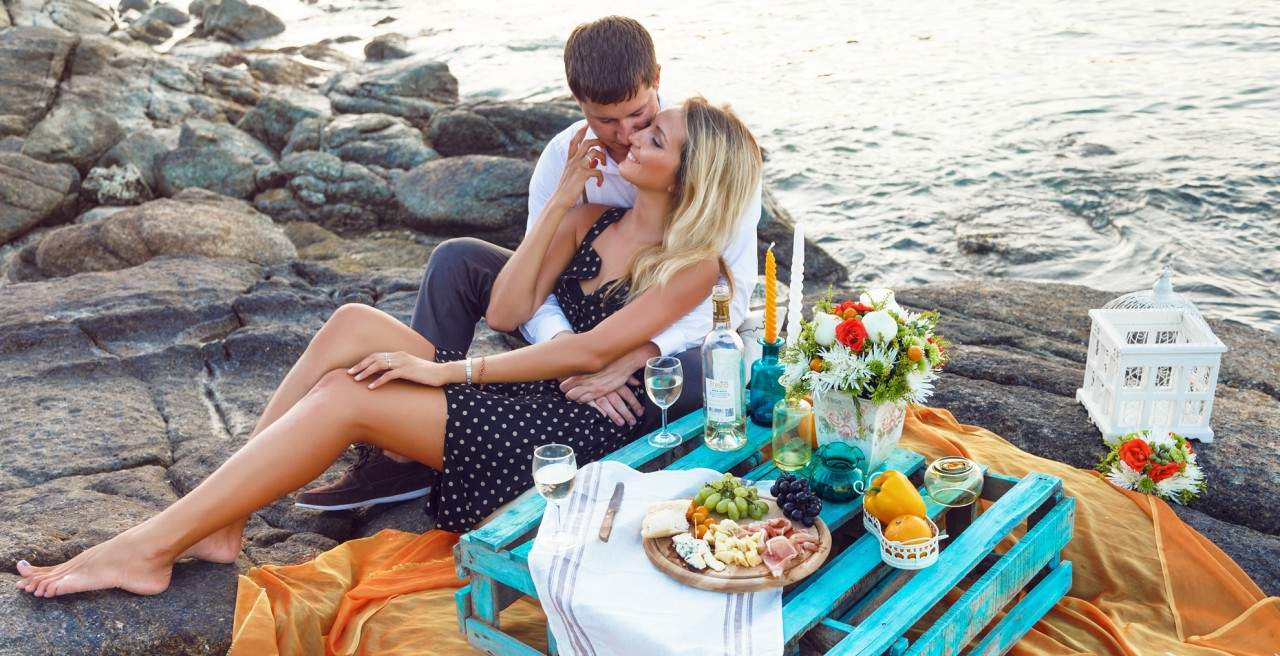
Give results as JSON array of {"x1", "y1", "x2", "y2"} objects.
[{"x1": 701, "y1": 279, "x2": 747, "y2": 451}]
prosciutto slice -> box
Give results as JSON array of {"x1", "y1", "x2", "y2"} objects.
[{"x1": 763, "y1": 535, "x2": 799, "y2": 577}]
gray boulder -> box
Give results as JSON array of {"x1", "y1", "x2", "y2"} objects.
[
  {"x1": 429, "y1": 101, "x2": 582, "y2": 159},
  {"x1": 10, "y1": 0, "x2": 114, "y2": 34},
  {"x1": 145, "y1": 2, "x2": 190, "y2": 25},
  {"x1": 97, "y1": 127, "x2": 179, "y2": 192},
  {"x1": 156, "y1": 146, "x2": 257, "y2": 199},
  {"x1": 20, "y1": 103, "x2": 124, "y2": 171},
  {"x1": 0, "y1": 152, "x2": 80, "y2": 245},
  {"x1": 364, "y1": 32, "x2": 410, "y2": 61},
  {"x1": 188, "y1": 0, "x2": 207, "y2": 18},
  {"x1": 178, "y1": 118, "x2": 277, "y2": 164},
  {"x1": 0, "y1": 136, "x2": 23, "y2": 152},
  {"x1": 81, "y1": 163, "x2": 153, "y2": 205},
  {"x1": 395, "y1": 155, "x2": 532, "y2": 237},
  {"x1": 285, "y1": 112, "x2": 437, "y2": 171},
  {"x1": 120, "y1": 0, "x2": 153, "y2": 13},
  {"x1": 322, "y1": 56, "x2": 458, "y2": 120},
  {"x1": 255, "y1": 151, "x2": 394, "y2": 232},
  {"x1": 198, "y1": 0, "x2": 285, "y2": 43},
  {"x1": 32, "y1": 188, "x2": 296, "y2": 278},
  {"x1": 237, "y1": 89, "x2": 330, "y2": 152},
  {"x1": 53, "y1": 34, "x2": 259, "y2": 133},
  {"x1": 126, "y1": 14, "x2": 175, "y2": 45},
  {"x1": 283, "y1": 221, "x2": 439, "y2": 273},
  {"x1": 243, "y1": 52, "x2": 323, "y2": 85},
  {"x1": 0, "y1": 27, "x2": 78, "y2": 137}
]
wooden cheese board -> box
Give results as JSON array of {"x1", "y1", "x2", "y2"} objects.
[{"x1": 642, "y1": 497, "x2": 832, "y2": 593}]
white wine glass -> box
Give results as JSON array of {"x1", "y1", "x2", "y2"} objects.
[
  {"x1": 532, "y1": 443, "x2": 577, "y2": 548},
  {"x1": 645, "y1": 356, "x2": 683, "y2": 448}
]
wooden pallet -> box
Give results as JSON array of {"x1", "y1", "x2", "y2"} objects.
[{"x1": 454, "y1": 410, "x2": 1074, "y2": 655}]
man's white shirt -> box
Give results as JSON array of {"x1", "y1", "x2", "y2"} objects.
[{"x1": 518, "y1": 116, "x2": 762, "y2": 356}]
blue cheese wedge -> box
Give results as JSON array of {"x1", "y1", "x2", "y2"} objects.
[{"x1": 672, "y1": 532, "x2": 708, "y2": 569}]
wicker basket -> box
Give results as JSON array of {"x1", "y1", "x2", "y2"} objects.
[{"x1": 863, "y1": 512, "x2": 946, "y2": 570}]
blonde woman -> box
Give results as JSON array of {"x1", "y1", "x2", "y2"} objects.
[{"x1": 14, "y1": 97, "x2": 762, "y2": 598}]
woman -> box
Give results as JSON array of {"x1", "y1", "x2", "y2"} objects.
[{"x1": 14, "y1": 97, "x2": 762, "y2": 598}]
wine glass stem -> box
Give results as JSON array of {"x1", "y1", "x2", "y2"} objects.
[
  {"x1": 555, "y1": 501, "x2": 564, "y2": 535},
  {"x1": 661, "y1": 406, "x2": 669, "y2": 435}
]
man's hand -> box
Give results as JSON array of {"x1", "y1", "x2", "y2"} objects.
[{"x1": 560, "y1": 341, "x2": 659, "y2": 427}]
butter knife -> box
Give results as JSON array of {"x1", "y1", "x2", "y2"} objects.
[{"x1": 598, "y1": 482, "x2": 625, "y2": 542}]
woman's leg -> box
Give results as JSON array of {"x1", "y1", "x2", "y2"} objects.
[
  {"x1": 177, "y1": 303, "x2": 439, "y2": 563},
  {"x1": 16, "y1": 369, "x2": 450, "y2": 598}
]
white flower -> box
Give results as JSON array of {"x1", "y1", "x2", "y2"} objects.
[
  {"x1": 904, "y1": 368, "x2": 938, "y2": 404},
  {"x1": 819, "y1": 345, "x2": 870, "y2": 391},
  {"x1": 782, "y1": 357, "x2": 810, "y2": 387},
  {"x1": 813, "y1": 312, "x2": 841, "y2": 347},
  {"x1": 862, "y1": 342, "x2": 898, "y2": 375},
  {"x1": 861, "y1": 310, "x2": 898, "y2": 344},
  {"x1": 860, "y1": 288, "x2": 903, "y2": 315},
  {"x1": 1105, "y1": 461, "x2": 1143, "y2": 490}
]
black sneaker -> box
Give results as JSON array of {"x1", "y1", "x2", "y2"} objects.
[{"x1": 295, "y1": 444, "x2": 436, "y2": 511}]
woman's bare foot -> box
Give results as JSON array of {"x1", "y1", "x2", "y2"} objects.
[
  {"x1": 14, "y1": 531, "x2": 173, "y2": 598},
  {"x1": 176, "y1": 520, "x2": 244, "y2": 564}
]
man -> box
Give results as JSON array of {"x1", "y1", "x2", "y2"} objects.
[{"x1": 296, "y1": 15, "x2": 760, "y2": 512}]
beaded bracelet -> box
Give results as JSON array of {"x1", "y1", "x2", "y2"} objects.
[{"x1": 464, "y1": 358, "x2": 473, "y2": 385}]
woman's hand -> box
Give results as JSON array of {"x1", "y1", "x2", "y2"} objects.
[
  {"x1": 549, "y1": 126, "x2": 605, "y2": 210},
  {"x1": 348, "y1": 351, "x2": 451, "y2": 389}
]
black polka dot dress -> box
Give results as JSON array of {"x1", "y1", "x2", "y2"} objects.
[{"x1": 431, "y1": 208, "x2": 644, "y2": 532}]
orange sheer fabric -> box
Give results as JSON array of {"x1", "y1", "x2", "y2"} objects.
[{"x1": 231, "y1": 406, "x2": 1279, "y2": 655}]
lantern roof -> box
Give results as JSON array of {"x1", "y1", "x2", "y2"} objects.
[{"x1": 1103, "y1": 265, "x2": 1201, "y2": 317}]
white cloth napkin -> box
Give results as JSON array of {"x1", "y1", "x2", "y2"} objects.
[{"x1": 529, "y1": 461, "x2": 783, "y2": 656}]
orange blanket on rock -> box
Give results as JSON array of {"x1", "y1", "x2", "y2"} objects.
[{"x1": 230, "y1": 407, "x2": 1280, "y2": 655}]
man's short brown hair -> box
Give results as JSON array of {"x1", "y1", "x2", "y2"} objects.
[{"x1": 564, "y1": 16, "x2": 658, "y2": 105}]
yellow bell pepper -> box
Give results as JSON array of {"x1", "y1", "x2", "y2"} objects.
[{"x1": 863, "y1": 470, "x2": 927, "y2": 524}]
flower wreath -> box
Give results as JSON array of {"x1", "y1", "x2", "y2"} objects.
[{"x1": 1096, "y1": 429, "x2": 1206, "y2": 504}]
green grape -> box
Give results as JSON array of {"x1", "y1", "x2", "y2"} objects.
[
  {"x1": 694, "y1": 488, "x2": 710, "y2": 505},
  {"x1": 734, "y1": 497, "x2": 749, "y2": 514},
  {"x1": 705, "y1": 493, "x2": 722, "y2": 510},
  {"x1": 715, "y1": 499, "x2": 731, "y2": 514},
  {"x1": 726, "y1": 503, "x2": 740, "y2": 521},
  {"x1": 749, "y1": 505, "x2": 764, "y2": 520},
  {"x1": 733, "y1": 487, "x2": 749, "y2": 499}
]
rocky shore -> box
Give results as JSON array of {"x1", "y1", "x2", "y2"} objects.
[{"x1": 0, "y1": 2, "x2": 1276, "y2": 654}]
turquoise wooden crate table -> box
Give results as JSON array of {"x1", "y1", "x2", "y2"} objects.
[{"x1": 454, "y1": 410, "x2": 1075, "y2": 655}]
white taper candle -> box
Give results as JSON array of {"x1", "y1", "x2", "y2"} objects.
[{"x1": 786, "y1": 221, "x2": 805, "y2": 345}]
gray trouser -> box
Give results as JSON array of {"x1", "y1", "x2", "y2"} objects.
[{"x1": 409, "y1": 237, "x2": 704, "y2": 436}]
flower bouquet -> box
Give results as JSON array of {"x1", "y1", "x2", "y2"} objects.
[
  {"x1": 780, "y1": 289, "x2": 948, "y2": 470},
  {"x1": 1097, "y1": 429, "x2": 1206, "y2": 504}
]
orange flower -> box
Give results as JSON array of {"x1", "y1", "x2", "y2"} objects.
[
  {"x1": 1118, "y1": 439, "x2": 1152, "y2": 471},
  {"x1": 1148, "y1": 462, "x2": 1182, "y2": 482}
]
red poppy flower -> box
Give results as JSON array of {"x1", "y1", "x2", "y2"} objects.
[
  {"x1": 835, "y1": 318, "x2": 868, "y2": 352},
  {"x1": 1147, "y1": 462, "x2": 1182, "y2": 482},
  {"x1": 1118, "y1": 439, "x2": 1152, "y2": 471}
]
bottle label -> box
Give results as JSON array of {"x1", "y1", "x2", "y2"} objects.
[{"x1": 705, "y1": 377, "x2": 736, "y2": 422}]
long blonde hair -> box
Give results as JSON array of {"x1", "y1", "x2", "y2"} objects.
[{"x1": 620, "y1": 96, "x2": 762, "y2": 300}]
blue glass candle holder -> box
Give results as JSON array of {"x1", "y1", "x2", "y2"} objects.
[{"x1": 748, "y1": 337, "x2": 786, "y2": 426}]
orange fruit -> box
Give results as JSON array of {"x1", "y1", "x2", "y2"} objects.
[
  {"x1": 907, "y1": 345, "x2": 924, "y2": 362},
  {"x1": 883, "y1": 515, "x2": 933, "y2": 544},
  {"x1": 842, "y1": 308, "x2": 858, "y2": 320},
  {"x1": 809, "y1": 357, "x2": 824, "y2": 372}
]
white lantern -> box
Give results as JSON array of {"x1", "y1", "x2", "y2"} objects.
[{"x1": 1075, "y1": 267, "x2": 1226, "y2": 443}]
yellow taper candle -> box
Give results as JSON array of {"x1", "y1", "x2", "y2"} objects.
[{"x1": 764, "y1": 244, "x2": 777, "y2": 343}]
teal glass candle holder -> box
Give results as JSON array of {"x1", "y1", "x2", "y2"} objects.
[
  {"x1": 807, "y1": 441, "x2": 868, "y2": 502},
  {"x1": 748, "y1": 337, "x2": 786, "y2": 426}
]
